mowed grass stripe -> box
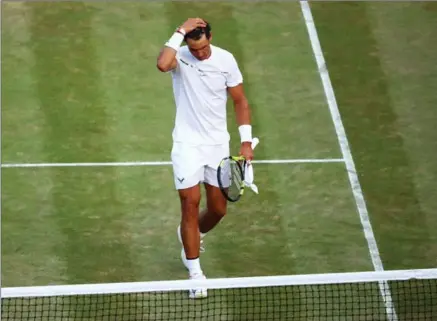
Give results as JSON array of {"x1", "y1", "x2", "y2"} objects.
[
  {"x1": 1, "y1": 3, "x2": 68, "y2": 287},
  {"x1": 1, "y1": 3, "x2": 45, "y2": 163},
  {"x1": 228, "y1": 2, "x2": 341, "y2": 159},
  {"x1": 28, "y1": 2, "x2": 115, "y2": 164},
  {"x1": 1, "y1": 171, "x2": 69, "y2": 288},
  {"x1": 310, "y1": 2, "x2": 433, "y2": 270},
  {"x1": 27, "y1": 2, "x2": 141, "y2": 285},
  {"x1": 365, "y1": 2, "x2": 437, "y2": 268},
  {"x1": 89, "y1": 2, "x2": 175, "y2": 162}
]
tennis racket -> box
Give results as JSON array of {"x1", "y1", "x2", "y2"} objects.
[{"x1": 217, "y1": 138, "x2": 259, "y2": 202}]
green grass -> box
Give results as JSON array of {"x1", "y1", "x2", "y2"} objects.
[
  {"x1": 1, "y1": 1, "x2": 341, "y2": 164},
  {"x1": 1, "y1": 163, "x2": 373, "y2": 287},
  {"x1": 2, "y1": 1, "x2": 437, "y2": 320},
  {"x1": 311, "y1": 1, "x2": 437, "y2": 270}
]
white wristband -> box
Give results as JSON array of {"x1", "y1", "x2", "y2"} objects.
[
  {"x1": 238, "y1": 125, "x2": 252, "y2": 143},
  {"x1": 165, "y1": 32, "x2": 184, "y2": 51}
]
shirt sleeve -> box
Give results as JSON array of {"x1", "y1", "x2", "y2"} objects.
[{"x1": 226, "y1": 54, "x2": 243, "y2": 87}]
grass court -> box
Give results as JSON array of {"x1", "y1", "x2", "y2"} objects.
[{"x1": 2, "y1": 1, "x2": 437, "y2": 320}]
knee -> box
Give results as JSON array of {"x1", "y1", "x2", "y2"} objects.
[{"x1": 180, "y1": 192, "x2": 201, "y2": 215}]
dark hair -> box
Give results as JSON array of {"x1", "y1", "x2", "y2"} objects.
[{"x1": 184, "y1": 22, "x2": 211, "y2": 42}]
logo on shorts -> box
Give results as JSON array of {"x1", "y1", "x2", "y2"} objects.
[{"x1": 177, "y1": 177, "x2": 185, "y2": 183}]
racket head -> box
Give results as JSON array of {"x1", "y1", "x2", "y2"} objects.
[{"x1": 217, "y1": 156, "x2": 246, "y2": 202}]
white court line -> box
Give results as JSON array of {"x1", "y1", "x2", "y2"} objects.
[
  {"x1": 300, "y1": 2, "x2": 398, "y2": 321},
  {"x1": 0, "y1": 158, "x2": 345, "y2": 168}
]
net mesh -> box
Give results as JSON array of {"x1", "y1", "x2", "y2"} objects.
[{"x1": 2, "y1": 269, "x2": 436, "y2": 321}]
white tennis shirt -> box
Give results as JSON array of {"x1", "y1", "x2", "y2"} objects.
[{"x1": 170, "y1": 44, "x2": 243, "y2": 145}]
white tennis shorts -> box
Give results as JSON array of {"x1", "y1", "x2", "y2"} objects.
[{"x1": 171, "y1": 142, "x2": 230, "y2": 190}]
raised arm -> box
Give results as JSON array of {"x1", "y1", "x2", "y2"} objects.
[{"x1": 156, "y1": 18, "x2": 207, "y2": 72}]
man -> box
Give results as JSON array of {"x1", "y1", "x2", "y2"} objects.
[{"x1": 156, "y1": 18, "x2": 254, "y2": 298}]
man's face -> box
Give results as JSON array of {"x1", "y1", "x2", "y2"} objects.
[{"x1": 187, "y1": 34, "x2": 211, "y2": 61}]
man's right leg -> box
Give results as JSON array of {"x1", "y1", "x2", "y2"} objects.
[
  {"x1": 177, "y1": 183, "x2": 207, "y2": 298},
  {"x1": 178, "y1": 184, "x2": 203, "y2": 277},
  {"x1": 171, "y1": 142, "x2": 208, "y2": 298}
]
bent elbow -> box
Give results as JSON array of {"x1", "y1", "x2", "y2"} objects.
[
  {"x1": 156, "y1": 58, "x2": 173, "y2": 73},
  {"x1": 156, "y1": 62, "x2": 168, "y2": 73}
]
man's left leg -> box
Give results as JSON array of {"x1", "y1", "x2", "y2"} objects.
[
  {"x1": 199, "y1": 182, "x2": 227, "y2": 234},
  {"x1": 199, "y1": 153, "x2": 228, "y2": 235}
]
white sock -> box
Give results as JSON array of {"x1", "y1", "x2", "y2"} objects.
[{"x1": 186, "y1": 258, "x2": 202, "y2": 276}]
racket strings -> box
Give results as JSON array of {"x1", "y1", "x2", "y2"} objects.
[{"x1": 220, "y1": 158, "x2": 244, "y2": 201}]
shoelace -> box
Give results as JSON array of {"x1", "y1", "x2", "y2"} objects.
[{"x1": 200, "y1": 239, "x2": 205, "y2": 253}]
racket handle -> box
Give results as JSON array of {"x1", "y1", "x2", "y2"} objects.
[{"x1": 251, "y1": 137, "x2": 259, "y2": 150}]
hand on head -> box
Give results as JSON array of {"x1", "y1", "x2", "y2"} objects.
[{"x1": 180, "y1": 18, "x2": 207, "y2": 33}]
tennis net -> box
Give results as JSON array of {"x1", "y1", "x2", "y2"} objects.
[{"x1": 2, "y1": 268, "x2": 436, "y2": 321}]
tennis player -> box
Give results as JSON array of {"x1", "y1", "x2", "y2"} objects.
[{"x1": 157, "y1": 18, "x2": 254, "y2": 298}]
